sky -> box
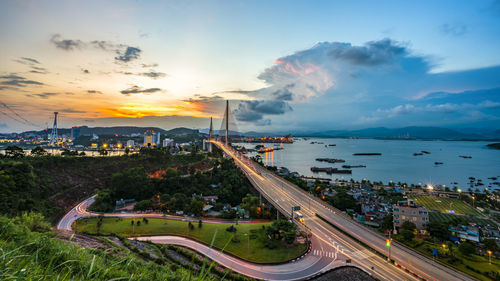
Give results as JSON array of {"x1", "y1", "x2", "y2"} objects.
[{"x1": 1, "y1": 0, "x2": 499, "y2": 133}]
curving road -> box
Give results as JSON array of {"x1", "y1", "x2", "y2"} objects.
[
  {"x1": 210, "y1": 140, "x2": 476, "y2": 281},
  {"x1": 58, "y1": 197, "x2": 357, "y2": 280}
]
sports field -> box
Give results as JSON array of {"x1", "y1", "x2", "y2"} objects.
[{"x1": 409, "y1": 195, "x2": 481, "y2": 216}]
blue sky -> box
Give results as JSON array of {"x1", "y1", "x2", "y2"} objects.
[{"x1": 0, "y1": 0, "x2": 499, "y2": 132}]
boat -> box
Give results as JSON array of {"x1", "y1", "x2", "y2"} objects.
[
  {"x1": 459, "y1": 155, "x2": 472, "y2": 159},
  {"x1": 316, "y1": 158, "x2": 346, "y2": 163},
  {"x1": 434, "y1": 162, "x2": 443, "y2": 165},
  {"x1": 310, "y1": 166, "x2": 352, "y2": 174},
  {"x1": 353, "y1": 153, "x2": 382, "y2": 156},
  {"x1": 342, "y1": 165, "x2": 366, "y2": 168},
  {"x1": 421, "y1": 151, "x2": 431, "y2": 154},
  {"x1": 257, "y1": 147, "x2": 274, "y2": 153},
  {"x1": 413, "y1": 153, "x2": 423, "y2": 156},
  {"x1": 328, "y1": 144, "x2": 336, "y2": 146}
]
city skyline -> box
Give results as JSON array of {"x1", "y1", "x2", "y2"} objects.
[{"x1": 1, "y1": 0, "x2": 500, "y2": 133}]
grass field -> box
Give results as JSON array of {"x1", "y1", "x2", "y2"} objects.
[
  {"x1": 409, "y1": 195, "x2": 481, "y2": 216},
  {"x1": 429, "y1": 212, "x2": 495, "y2": 225},
  {"x1": 75, "y1": 217, "x2": 307, "y2": 263},
  {"x1": 399, "y1": 238, "x2": 500, "y2": 281}
]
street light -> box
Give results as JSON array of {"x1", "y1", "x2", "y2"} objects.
[{"x1": 488, "y1": 250, "x2": 492, "y2": 264}]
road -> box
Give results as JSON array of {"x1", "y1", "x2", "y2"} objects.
[
  {"x1": 210, "y1": 140, "x2": 475, "y2": 281},
  {"x1": 58, "y1": 197, "x2": 351, "y2": 280}
]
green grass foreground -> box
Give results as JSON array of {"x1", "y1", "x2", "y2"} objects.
[
  {"x1": 0, "y1": 215, "x2": 208, "y2": 281},
  {"x1": 409, "y1": 195, "x2": 481, "y2": 216},
  {"x1": 76, "y1": 217, "x2": 307, "y2": 263}
]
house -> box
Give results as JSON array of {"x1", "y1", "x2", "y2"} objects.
[
  {"x1": 203, "y1": 195, "x2": 218, "y2": 203},
  {"x1": 115, "y1": 199, "x2": 136, "y2": 211},
  {"x1": 449, "y1": 225, "x2": 480, "y2": 242},
  {"x1": 392, "y1": 199, "x2": 429, "y2": 234}
]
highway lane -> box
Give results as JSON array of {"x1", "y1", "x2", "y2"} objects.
[{"x1": 211, "y1": 140, "x2": 475, "y2": 281}]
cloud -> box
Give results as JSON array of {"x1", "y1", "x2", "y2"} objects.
[
  {"x1": 82, "y1": 69, "x2": 90, "y2": 74},
  {"x1": 233, "y1": 100, "x2": 292, "y2": 122},
  {"x1": 440, "y1": 23, "x2": 468, "y2": 36},
  {"x1": 115, "y1": 46, "x2": 142, "y2": 63},
  {"x1": 0, "y1": 122, "x2": 7, "y2": 129},
  {"x1": 142, "y1": 63, "x2": 158, "y2": 68},
  {"x1": 120, "y1": 85, "x2": 162, "y2": 95},
  {"x1": 119, "y1": 70, "x2": 167, "y2": 79},
  {"x1": 50, "y1": 34, "x2": 84, "y2": 50},
  {"x1": 87, "y1": 90, "x2": 103, "y2": 94},
  {"x1": 20, "y1": 57, "x2": 40, "y2": 64},
  {"x1": 14, "y1": 58, "x2": 48, "y2": 74},
  {"x1": 0, "y1": 74, "x2": 44, "y2": 87},
  {"x1": 329, "y1": 39, "x2": 407, "y2": 66},
  {"x1": 26, "y1": 92, "x2": 60, "y2": 99},
  {"x1": 139, "y1": 71, "x2": 167, "y2": 79}
]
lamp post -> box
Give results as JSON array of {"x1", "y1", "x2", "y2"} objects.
[{"x1": 488, "y1": 250, "x2": 492, "y2": 264}]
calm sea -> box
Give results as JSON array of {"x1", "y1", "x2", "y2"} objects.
[{"x1": 235, "y1": 138, "x2": 500, "y2": 190}]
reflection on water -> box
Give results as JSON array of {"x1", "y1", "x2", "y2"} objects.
[{"x1": 236, "y1": 138, "x2": 500, "y2": 190}]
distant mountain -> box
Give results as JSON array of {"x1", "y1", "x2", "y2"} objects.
[
  {"x1": 165, "y1": 127, "x2": 200, "y2": 135},
  {"x1": 17, "y1": 126, "x2": 201, "y2": 137},
  {"x1": 296, "y1": 126, "x2": 495, "y2": 140}
]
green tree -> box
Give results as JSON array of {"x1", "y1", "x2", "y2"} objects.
[
  {"x1": 110, "y1": 167, "x2": 151, "y2": 200},
  {"x1": 4, "y1": 146, "x2": 24, "y2": 158},
  {"x1": 328, "y1": 191, "x2": 357, "y2": 211},
  {"x1": 400, "y1": 221, "x2": 416, "y2": 241},
  {"x1": 381, "y1": 214, "x2": 393, "y2": 231},
  {"x1": 241, "y1": 193, "x2": 260, "y2": 218},
  {"x1": 458, "y1": 242, "x2": 475, "y2": 256},
  {"x1": 187, "y1": 198, "x2": 204, "y2": 216},
  {"x1": 134, "y1": 200, "x2": 152, "y2": 211},
  {"x1": 428, "y1": 222, "x2": 449, "y2": 241},
  {"x1": 483, "y1": 239, "x2": 499, "y2": 252},
  {"x1": 30, "y1": 146, "x2": 47, "y2": 156}
]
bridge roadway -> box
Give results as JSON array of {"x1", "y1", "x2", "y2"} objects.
[{"x1": 210, "y1": 140, "x2": 475, "y2": 281}]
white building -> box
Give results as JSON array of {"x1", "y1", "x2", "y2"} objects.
[
  {"x1": 126, "y1": 140, "x2": 135, "y2": 147},
  {"x1": 163, "y1": 138, "x2": 173, "y2": 147}
]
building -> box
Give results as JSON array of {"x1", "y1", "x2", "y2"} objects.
[
  {"x1": 449, "y1": 225, "x2": 480, "y2": 242},
  {"x1": 126, "y1": 140, "x2": 135, "y2": 147},
  {"x1": 143, "y1": 130, "x2": 159, "y2": 147},
  {"x1": 71, "y1": 126, "x2": 81, "y2": 140},
  {"x1": 393, "y1": 199, "x2": 429, "y2": 234},
  {"x1": 163, "y1": 138, "x2": 173, "y2": 147}
]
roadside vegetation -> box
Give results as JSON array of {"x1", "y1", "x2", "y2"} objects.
[
  {"x1": 0, "y1": 213, "x2": 236, "y2": 281},
  {"x1": 76, "y1": 217, "x2": 307, "y2": 263},
  {"x1": 0, "y1": 145, "x2": 209, "y2": 222}
]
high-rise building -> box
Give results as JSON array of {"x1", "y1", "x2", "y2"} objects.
[
  {"x1": 71, "y1": 126, "x2": 81, "y2": 140},
  {"x1": 126, "y1": 140, "x2": 135, "y2": 147},
  {"x1": 163, "y1": 138, "x2": 173, "y2": 147}
]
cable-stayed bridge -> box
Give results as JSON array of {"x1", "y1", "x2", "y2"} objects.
[{"x1": 206, "y1": 100, "x2": 474, "y2": 281}]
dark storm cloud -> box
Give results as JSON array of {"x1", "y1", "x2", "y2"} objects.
[
  {"x1": 50, "y1": 34, "x2": 84, "y2": 50},
  {"x1": 83, "y1": 69, "x2": 90, "y2": 74},
  {"x1": 329, "y1": 39, "x2": 407, "y2": 66},
  {"x1": 271, "y1": 84, "x2": 295, "y2": 101},
  {"x1": 233, "y1": 100, "x2": 292, "y2": 122},
  {"x1": 115, "y1": 46, "x2": 142, "y2": 63},
  {"x1": 120, "y1": 85, "x2": 162, "y2": 95}
]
